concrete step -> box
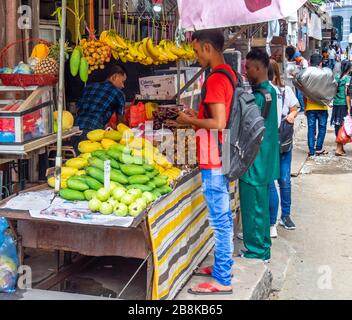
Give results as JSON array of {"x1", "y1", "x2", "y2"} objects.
[
  {"x1": 269, "y1": 236, "x2": 296, "y2": 292},
  {"x1": 0, "y1": 289, "x2": 114, "y2": 300},
  {"x1": 175, "y1": 232, "x2": 295, "y2": 300},
  {"x1": 175, "y1": 251, "x2": 272, "y2": 300}
]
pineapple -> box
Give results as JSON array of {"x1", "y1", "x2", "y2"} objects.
[{"x1": 34, "y1": 58, "x2": 59, "y2": 75}]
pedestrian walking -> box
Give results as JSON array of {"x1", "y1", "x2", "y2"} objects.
[
  {"x1": 332, "y1": 60, "x2": 351, "y2": 156},
  {"x1": 285, "y1": 46, "x2": 308, "y2": 112},
  {"x1": 239, "y1": 49, "x2": 279, "y2": 261},
  {"x1": 304, "y1": 54, "x2": 329, "y2": 156},
  {"x1": 176, "y1": 29, "x2": 235, "y2": 295},
  {"x1": 328, "y1": 45, "x2": 337, "y2": 70},
  {"x1": 268, "y1": 59, "x2": 299, "y2": 236}
]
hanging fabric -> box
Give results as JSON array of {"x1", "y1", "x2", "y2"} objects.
[{"x1": 177, "y1": 0, "x2": 307, "y2": 31}]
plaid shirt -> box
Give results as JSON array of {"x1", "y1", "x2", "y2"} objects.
[{"x1": 75, "y1": 81, "x2": 126, "y2": 130}]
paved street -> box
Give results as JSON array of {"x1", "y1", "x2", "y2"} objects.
[{"x1": 270, "y1": 115, "x2": 352, "y2": 300}]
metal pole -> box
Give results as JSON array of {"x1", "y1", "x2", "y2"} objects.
[
  {"x1": 55, "y1": 0, "x2": 67, "y2": 193},
  {"x1": 176, "y1": 60, "x2": 181, "y2": 105}
]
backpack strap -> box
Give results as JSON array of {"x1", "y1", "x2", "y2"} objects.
[
  {"x1": 252, "y1": 88, "x2": 272, "y2": 119},
  {"x1": 201, "y1": 68, "x2": 239, "y2": 120}
]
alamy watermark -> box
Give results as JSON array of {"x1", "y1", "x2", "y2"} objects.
[
  {"x1": 317, "y1": 265, "x2": 333, "y2": 290},
  {"x1": 17, "y1": 5, "x2": 32, "y2": 30}
]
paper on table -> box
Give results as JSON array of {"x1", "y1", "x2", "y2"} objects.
[
  {"x1": 2, "y1": 190, "x2": 55, "y2": 212},
  {"x1": 2, "y1": 190, "x2": 134, "y2": 228},
  {"x1": 34, "y1": 196, "x2": 135, "y2": 228}
]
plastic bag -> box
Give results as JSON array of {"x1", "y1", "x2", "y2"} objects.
[
  {"x1": 0, "y1": 218, "x2": 18, "y2": 293},
  {"x1": 343, "y1": 115, "x2": 352, "y2": 137},
  {"x1": 129, "y1": 102, "x2": 146, "y2": 128},
  {"x1": 336, "y1": 126, "x2": 352, "y2": 145},
  {"x1": 293, "y1": 66, "x2": 338, "y2": 106}
]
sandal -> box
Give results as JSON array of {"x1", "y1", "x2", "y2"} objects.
[
  {"x1": 187, "y1": 282, "x2": 233, "y2": 295},
  {"x1": 194, "y1": 266, "x2": 234, "y2": 278},
  {"x1": 316, "y1": 149, "x2": 328, "y2": 156},
  {"x1": 193, "y1": 266, "x2": 213, "y2": 277},
  {"x1": 335, "y1": 152, "x2": 344, "y2": 157}
]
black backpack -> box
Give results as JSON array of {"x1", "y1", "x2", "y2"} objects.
[{"x1": 202, "y1": 69, "x2": 272, "y2": 181}]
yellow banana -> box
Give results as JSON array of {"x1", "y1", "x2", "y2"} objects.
[
  {"x1": 146, "y1": 38, "x2": 161, "y2": 60},
  {"x1": 159, "y1": 40, "x2": 178, "y2": 61},
  {"x1": 125, "y1": 53, "x2": 136, "y2": 62},
  {"x1": 100, "y1": 30, "x2": 108, "y2": 42},
  {"x1": 135, "y1": 42, "x2": 147, "y2": 60},
  {"x1": 111, "y1": 49, "x2": 120, "y2": 60},
  {"x1": 128, "y1": 42, "x2": 143, "y2": 60},
  {"x1": 141, "y1": 38, "x2": 152, "y2": 57},
  {"x1": 169, "y1": 43, "x2": 187, "y2": 58}
]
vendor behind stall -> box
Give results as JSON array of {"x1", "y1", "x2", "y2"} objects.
[{"x1": 71, "y1": 64, "x2": 127, "y2": 154}]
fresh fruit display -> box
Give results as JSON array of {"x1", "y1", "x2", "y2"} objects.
[
  {"x1": 34, "y1": 58, "x2": 59, "y2": 75},
  {"x1": 80, "y1": 38, "x2": 111, "y2": 74},
  {"x1": 49, "y1": 125, "x2": 186, "y2": 217},
  {"x1": 100, "y1": 29, "x2": 196, "y2": 65}
]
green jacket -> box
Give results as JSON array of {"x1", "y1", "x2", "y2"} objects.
[{"x1": 240, "y1": 81, "x2": 280, "y2": 186}]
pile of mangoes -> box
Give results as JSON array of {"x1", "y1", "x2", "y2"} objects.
[{"x1": 48, "y1": 124, "x2": 182, "y2": 217}]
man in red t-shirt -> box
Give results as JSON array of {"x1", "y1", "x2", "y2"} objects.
[{"x1": 176, "y1": 29, "x2": 236, "y2": 295}]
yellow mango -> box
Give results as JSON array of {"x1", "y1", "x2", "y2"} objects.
[
  {"x1": 65, "y1": 157, "x2": 88, "y2": 169},
  {"x1": 61, "y1": 166, "x2": 78, "y2": 177},
  {"x1": 104, "y1": 130, "x2": 122, "y2": 141},
  {"x1": 87, "y1": 129, "x2": 106, "y2": 142},
  {"x1": 117, "y1": 123, "x2": 132, "y2": 134},
  {"x1": 101, "y1": 138, "x2": 118, "y2": 150},
  {"x1": 79, "y1": 153, "x2": 92, "y2": 160},
  {"x1": 47, "y1": 176, "x2": 68, "y2": 189},
  {"x1": 76, "y1": 170, "x2": 86, "y2": 176},
  {"x1": 129, "y1": 138, "x2": 144, "y2": 150},
  {"x1": 78, "y1": 140, "x2": 103, "y2": 153}
]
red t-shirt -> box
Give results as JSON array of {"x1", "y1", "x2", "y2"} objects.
[{"x1": 196, "y1": 64, "x2": 236, "y2": 169}]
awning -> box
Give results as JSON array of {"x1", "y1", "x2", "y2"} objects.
[{"x1": 177, "y1": 0, "x2": 308, "y2": 31}]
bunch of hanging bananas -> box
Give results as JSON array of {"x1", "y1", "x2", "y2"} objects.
[{"x1": 100, "y1": 30, "x2": 196, "y2": 65}]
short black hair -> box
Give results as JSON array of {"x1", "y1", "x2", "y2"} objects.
[
  {"x1": 246, "y1": 48, "x2": 270, "y2": 68},
  {"x1": 104, "y1": 63, "x2": 127, "y2": 80},
  {"x1": 310, "y1": 53, "x2": 322, "y2": 67},
  {"x1": 192, "y1": 29, "x2": 225, "y2": 52},
  {"x1": 285, "y1": 46, "x2": 295, "y2": 60}
]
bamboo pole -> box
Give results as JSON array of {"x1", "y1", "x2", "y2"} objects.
[
  {"x1": 89, "y1": 0, "x2": 95, "y2": 34},
  {"x1": 55, "y1": 0, "x2": 68, "y2": 193},
  {"x1": 5, "y1": 0, "x2": 17, "y2": 68}
]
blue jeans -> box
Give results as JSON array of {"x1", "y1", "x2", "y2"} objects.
[
  {"x1": 329, "y1": 59, "x2": 335, "y2": 70},
  {"x1": 269, "y1": 150, "x2": 293, "y2": 225},
  {"x1": 296, "y1": 88, "x2": 305, "y2": 112},
  {"x1": 306, "y1": 110, "x2": 328, "y2": 155},
  {"x1": 201, "y1": 168, "x2": 234, "y2": 286}
]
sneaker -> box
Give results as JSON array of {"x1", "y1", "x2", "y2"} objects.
[
  {"x1": 237, "y1": 233, "x2": 243, "y2": 240},
  {"x1": 279, "y1": 216, "x2": 296, "y2": 230},
  {"x1": 270, "y1": 225, "x2": 278, "y2": 238}
]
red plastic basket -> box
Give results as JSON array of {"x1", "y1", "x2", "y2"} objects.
[{"x1": 0, "y1": 73, "x2": 58, "y2": 87}]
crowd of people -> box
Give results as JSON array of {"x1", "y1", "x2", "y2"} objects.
[{"x1": 172, "y1": 29, "x2": 351, "y2": 295}]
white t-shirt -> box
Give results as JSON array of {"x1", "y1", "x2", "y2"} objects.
[
  {"x1": 270, "y1": 83, "x2": 299, "y2": 128},
  {"x1": 328, "y1": 48, "x2": 336, "y2": 59}
]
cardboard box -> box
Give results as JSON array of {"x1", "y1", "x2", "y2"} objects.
[
  {"x1": 139, "y1": 74, "x2": 185, "y2": 98},
  {"x1": 169, "y1": 67, "x2": 204, "y2": 91}
]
